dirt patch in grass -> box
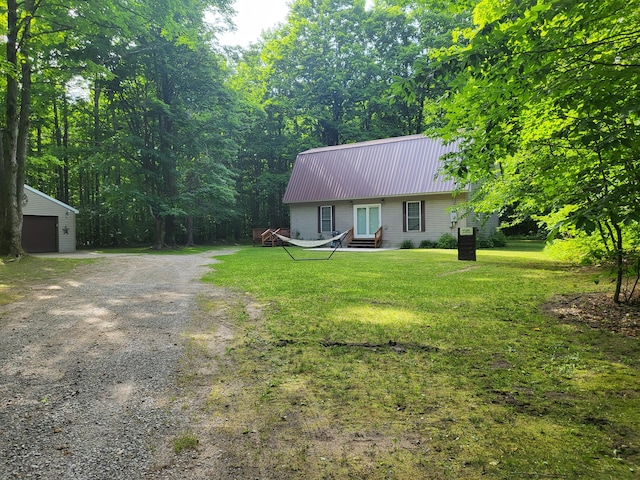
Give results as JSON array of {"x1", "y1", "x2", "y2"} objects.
[{"x1": 543, "y1": 292, "x2": 640, "y2": 338}]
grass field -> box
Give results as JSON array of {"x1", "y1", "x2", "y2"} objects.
[{"x1": 202, "y1": 242, "x2": 640, "y2": 479}]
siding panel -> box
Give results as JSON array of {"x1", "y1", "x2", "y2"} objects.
[
  {"x1": 382, "y1": 195, "x2": 465, "y2": 247},
  {"x1": 292, "y1": 195, "x2": 468, "y2": 248}
]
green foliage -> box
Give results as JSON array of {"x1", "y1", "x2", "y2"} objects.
[
  {"x1": 490, "y1": 229, "x2": 507, "y2": 247},
  {"x1": 15, "y1": 0, "x2": 242, "y2": 249},
  {"x1": 430, "y1": 0, "x2": 640, "y2": 303},
  {"x1": 476, "y1": 236, "x2": 493, "y2": 249},
  {"x1": 226, "y1": 0, "x2": 465, "y2": 233},
  {"x1": 399, "y1": 239, "x2": 414, "y2": 249},
  {"x1": 5, "y1": 0, "x2": 469, "y2": 253},
  {"x1": 545, "y1": 236, "x2": 606, "y2": 266},
  {"x1": 436, "y1": 233, "x2": 457, "y2": 249},
  {"x1": 418, "y1": 239, "x2": 437, "y2": 248},
  {"x1": 545, "y1": 224, "x2": 640, "y2": 302},
  {"x1": 478, "y1": 229, "x2": 507, "y2": 248}
]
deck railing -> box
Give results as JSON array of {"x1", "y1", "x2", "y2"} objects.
[
  {"x1": 259, "y1": 228, "x2": 291, "y2": 247},
  {"x1": 343, "y1": 227, "x2": 354, "y2": 246},
  {"x1": 374, "y1": 226, "x2": 383, "y2": 248}
]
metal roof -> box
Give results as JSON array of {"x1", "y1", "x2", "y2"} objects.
[{"x1": 282, "y1": 134, "x2": 464, "y2": 204}]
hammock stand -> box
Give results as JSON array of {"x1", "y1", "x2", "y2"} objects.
[{"x1": 275, "y1": 231, "x2": 348, "y2": 261}]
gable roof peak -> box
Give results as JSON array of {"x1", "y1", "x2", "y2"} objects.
[{"x1": 301, "y1": 134, "x2": 429, "y2": 155}]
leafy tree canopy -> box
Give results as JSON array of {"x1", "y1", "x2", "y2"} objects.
[{"x1": 432, "y1": 0, "x2": 640, "y2": 302}]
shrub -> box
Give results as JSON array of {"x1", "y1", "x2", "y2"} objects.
[
  {"x1": 436, "y1": 233, "x2": 458, "y2": 249},
  {"x1": 491, "y1": 230, "x2": 508, "y2": 247},
  {"x1": 419, "y1": 239, "x2": 437, "y2": 249},
  {"x1": 400, "y1": 239, "x2": 414, "y2": 249},
  {"x1": 544, "y1": 236, "x2": 603, "y2": 265},
  {"x1": 477, "y1": 236, "x2": 494, "y2": 248}
]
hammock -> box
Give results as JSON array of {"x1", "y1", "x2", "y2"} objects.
[{"x1": 275, "y1": 231, "x2": 347, "y2": 261}]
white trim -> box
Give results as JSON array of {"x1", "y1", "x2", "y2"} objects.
[
  {"x1": 353, "y1": 203, "x2": 381, "y2": 238},
  {"x1": 24, "y1": 185, "x2": 79, "y2": 213},
  {"x1": 320, "y1": 205, "x2": 333, "y2": 233}
]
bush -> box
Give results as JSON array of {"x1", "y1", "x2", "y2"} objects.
[
  {"x1": 477, "y1": 236, "x2": 494, "y2": 248},
  {"x1": 491, "y1": 230, "x2": 508, "y2": 247},
  {"x1": 436, "y1": 233, "x2": 458, "y2": 249},
  {"x1": 419, "y1": 239, "x2": 437, "y2": 249},
  {"x1": 475, "y1": 230, "x2": 509, "y2": 249},
  {"x1": 544, "y1": 236, "x2": 603, "y2": 265},
  {"x1": 400, "y1": 239, "x2": 414, "y2": 249}
]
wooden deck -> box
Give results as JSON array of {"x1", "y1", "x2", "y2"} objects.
[{"x1": 253, "y1": 228, "x2": 291, "y2": 247}]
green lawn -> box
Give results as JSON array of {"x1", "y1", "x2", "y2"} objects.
[{"x1": 202, "y1": 243, "x2": 640, "y2": 479}]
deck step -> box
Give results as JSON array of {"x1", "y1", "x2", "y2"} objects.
[{"x1": 348, "y1": 238, "x2": 377, "y2": 248}]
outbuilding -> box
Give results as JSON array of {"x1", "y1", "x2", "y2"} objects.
[{"x1": 21, "y1": 185, "x2": 79, "y2": 253}]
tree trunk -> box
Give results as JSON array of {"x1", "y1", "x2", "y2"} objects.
[
  {"x1": 148, "y1": 205, "x2": 164, "y2": 250},
  {"x1": 613, "y1": 222, "x2": 624, "y2": 304},
  {"x1": 62, "y1": 96, "x2": 70, "y2": 204},
  {"x1": 165, "y1": 214, "x2": 177, "y2": 247},
  {"x1": 0, "y1": 0, "x2": 32, "y2": 257},
  {"x1": 154, "y1": 216, "x2": 165, "y2": 250},
  {"x1": 185, "y1": 215, "x2": 195, "y2": 247}
]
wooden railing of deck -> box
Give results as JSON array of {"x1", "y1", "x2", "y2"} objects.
[
  {"x1": 374, "y1": 226, "x2": 383, "y2": 248},
  {"x1": 260, "y1": 228, "x2": 291, "y2": 247},
  {"x1": 343, "y1": 227, "x2": 354, "y2": 247}
]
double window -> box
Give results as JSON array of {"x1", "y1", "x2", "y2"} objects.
[{"x1": 403, "y1": 200, "x2": 425, "y2": 232}]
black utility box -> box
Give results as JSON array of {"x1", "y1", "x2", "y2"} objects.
[{"x1": 458, "y1": 227, "x2": 477, "y2": 261}]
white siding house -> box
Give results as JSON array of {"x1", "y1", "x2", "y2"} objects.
[
  {"x1": 22, "y1": 185, "x2": 79, "y2": 253},
  {"x1": 283, "y1": 135, "x2": 498, "y2": 248}
]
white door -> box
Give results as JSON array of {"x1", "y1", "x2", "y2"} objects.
[{"x1": 354, "y1": 204, "x2": 381, "y2": 238}]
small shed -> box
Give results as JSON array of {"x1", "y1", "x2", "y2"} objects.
[{"x1": 21, "y1": 185, "x2": 79, "y2": 253}]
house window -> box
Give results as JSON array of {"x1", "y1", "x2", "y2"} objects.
[
  {"x1": 403, "y1": 200, "x2": 425, "y2": 232},
  {"x1": 319, "y1": 205, "x2": 334, "y2": 233},
  {"x1": 406, "y1": 201, "x2": 421, "y2": 231}
]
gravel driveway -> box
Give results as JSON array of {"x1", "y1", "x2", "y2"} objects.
[{"x1": 0, "y1": 251, "x2": 237, "y2": 479}]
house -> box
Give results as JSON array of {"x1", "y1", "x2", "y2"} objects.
[
  {"x1": 21, "y1": 185, "x2": 79, "y2": 253},
  {"x1": 282, "y1": 134, "x2": 498, "y2": 248}
]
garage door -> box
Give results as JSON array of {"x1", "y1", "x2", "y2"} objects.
[{"x1": 22, "y1": 215, "x2": 58, "y2": 253}]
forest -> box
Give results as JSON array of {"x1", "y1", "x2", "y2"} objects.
[{"x1": 1, "y1": 0, "x2": 639, "y2": 301}]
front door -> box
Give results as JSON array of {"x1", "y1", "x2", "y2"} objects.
[{"x1": 354, "y1": 204, "x2": 381, "y2": 238}]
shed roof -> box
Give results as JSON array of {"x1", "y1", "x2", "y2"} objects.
[{"x1": 282, "y1": 134, "x2": 464, "y2": 204}]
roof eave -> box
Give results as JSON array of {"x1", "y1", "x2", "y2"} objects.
[{"x1": 283, "y1": 188, "x2": 470, "y2": 205}]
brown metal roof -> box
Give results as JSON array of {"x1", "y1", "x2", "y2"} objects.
[{"x1": 282, "y1": 134, "x2": 464, "y2": 204}]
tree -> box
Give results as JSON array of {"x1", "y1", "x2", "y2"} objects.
[
  {"x1": 433, "y1": 0, "x2": 640, "y2": 303},
  {"x1": 1, "y1": 0, "x2": 36, "y2": 256},
  {"x1": 2, "y1": 0, "x2": 238, "y2": 251},
  {"x1": 262, "y1": 0, "x2": 372, "y2": 146},
  {"x1": 1, "y1": 0, "x2": 139, "y2": 255},
  {"x1": 228, "y1": 0, "x2": 463, "y2": 233}
]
